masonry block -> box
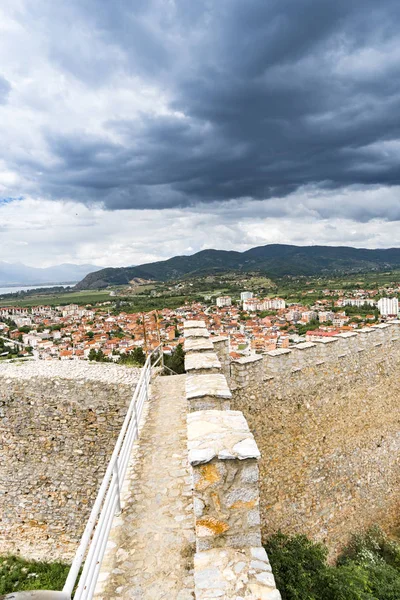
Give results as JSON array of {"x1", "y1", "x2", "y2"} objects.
[
  {"x1": 185, "y1": 351, "x2": 222, "y2": 375},
  {"x1": 194, "y1": 547, "x2": 281, "y2": 599},
  {"x1": 184, "y1": 337, "x2": 215, "y2": 354},
  {"x1": 184, "y1": 320, "x2": 206, "y2": 329},
  {"x1": 185, "y1": 374, "x2": 232, "y2": 411},
  {"x1": 184, "y1": 327, "x2": 210, "y2": 339},
  {"x1": 187, "y1": 410, "x2": 262, "y2": 552}
]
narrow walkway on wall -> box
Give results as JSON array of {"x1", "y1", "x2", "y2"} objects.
[{"x1": 94, "y1": 374, "x2": 195, "y2": 600}]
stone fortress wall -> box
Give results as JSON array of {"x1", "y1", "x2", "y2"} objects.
[
  {"x1": 184, "y1": 322, "x2": 282, "y2": 599},
  {"x1": 0, "y1": 361, "x2": 140, "y2": 561},
  {"x1": 212, "y1": 322, "x2": 400, "y2": 556}
]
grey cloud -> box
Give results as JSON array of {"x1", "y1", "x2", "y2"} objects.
[
  {"x1": 0, "y1": 75, "x2": 11, "y2": 104},
  {"x1": 3, "y1": 0, "x2": 400, "y2": 220}
]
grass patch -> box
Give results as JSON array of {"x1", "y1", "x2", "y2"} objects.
[{"x1": 0, "y1": 555, "x2": 70, "y2": 595}]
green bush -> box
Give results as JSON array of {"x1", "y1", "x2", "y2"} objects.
[
  {"x1": 0, "y1": 555, "x2": 70, "y2": 595},
  {"x1": 265, "y1": 528, "x2": 400, "y2": 600},
  {"x1": 163, "y1": 343, "x2": 185, "y2": 374}
]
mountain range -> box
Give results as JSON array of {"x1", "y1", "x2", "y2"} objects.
[
  {"x1": 0, "y1": 262, "x2": 98, "y2": 286},
  {"x1": 75, "y1": 244, "x2": 400, "y2": 289}
]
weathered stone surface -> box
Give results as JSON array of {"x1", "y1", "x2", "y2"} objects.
[
  {"x1": 194, "y1": 547, "x2": 281, "y2": 599},
  {"x1": 231, "y1": 321, "x2": 400, "y2": 557},
  {"x1": 188, "y1": 411, "x2": 261, "y2": 551},
  {"x1": 184, "y1": 337, "x2": 215, "y2": 354},
  {"x1": 211, "y1": 337, "x2": 230, "y2": 381},
  {"x1": 186, "y1": 374, "x2": 232, "y2": 401},
  {"x1": 94, "y1": 375, "x2": 195, "y2": 600},
  {"x1": 185, "y1": 374, "x2": 232, "y2": 411},
  {"x1": 292, "y1": 342, "x2": 316, "y2": 350},
  {"x1": 184, "y1": 320, "x2": 206, "y2": 329},
  {"x1": 184, "y1": 328, "x2": 210, "y2": 339},
  {"x1": 0, "y1": 365, "x2": 139, "y2": 561},
  {"x1": 185, "y1": 352, "x2": 221, "y2": 375},
  {"x1": 187, "y1": 410, "x2": 259, "y2": 466},
  {"x1": 0, "y1": 360, "x2": 139, "y2": 385}
]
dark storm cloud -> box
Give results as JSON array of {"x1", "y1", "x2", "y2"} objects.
[{"x1": 8, "y1": 0, "x2": 400, "y2": 215}]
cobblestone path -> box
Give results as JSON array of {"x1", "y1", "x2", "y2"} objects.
[{"x1": 95, "y1": 374, "x2": 195, "y2": 600}]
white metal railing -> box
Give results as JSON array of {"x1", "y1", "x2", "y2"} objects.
[{"x1": 60, "y1": 344, "x2": 163, "y2": 600}]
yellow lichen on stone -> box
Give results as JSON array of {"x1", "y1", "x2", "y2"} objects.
[
  {"x1": 195, "y1": 463, "x2": 221, "y2": 491},
  {"x1": 196, "y1": 516, "x2": 230, "y2": 536},
  {"x1": 230, "y1": 498, "x2": 258, "y2": 510}
]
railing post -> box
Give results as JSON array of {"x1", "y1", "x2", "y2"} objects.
[
  {"x1": 133, "y1": 399, "x2": 139, "y2": 441},
  {"x1": 113, "y1": 461, "x2": 122, "y2": 516}
]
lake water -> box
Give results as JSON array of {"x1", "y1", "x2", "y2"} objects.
[{"x1": 0, "y1": 284, "x2": 73, "y2": 295}]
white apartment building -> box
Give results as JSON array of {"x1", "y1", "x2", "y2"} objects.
[
  {"x1": 343, "y1": 298, "x2": 376, "y2": 307},
  {"x1": 377, "y1": 297, "x2": 399, "y2": 316},
  {"x1": 243, "y1": 297, "x2": 286, "y2": 312},
  {"x1": 240, "y1": 291, "x2": 253, "y2": 301},
  {"x1": 216, "y1": 296, "x2": 232, "y2": 308},
  {"x1": 266, "y1": 298, "x2": 286, "y2": 310}
]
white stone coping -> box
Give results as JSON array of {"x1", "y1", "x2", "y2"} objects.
[
  {"x1": 184, "y1": 337, "x2": 215, "y2": 353},
  {"x1": 291, "y1": 342, "x2": 316, "y2": 350},
  {"x1": 312, "y1": 337, "x2": 338, "y2": 344},
  {"x1": 211, "y1": 336, "x2": 229, "y2": 344},
  {"x1": 358, "y1": 327, "x2": 376, "y2": 333},
  {"x1": 194, "y1": 547, "x2": 281, "y2": 599},
  {"x1": 185, "y1": 352, "x2": 221, "y2": 372},
  {"x1": 266, "y1": 348, "x2": 291, "y2": 357},
  {"x1": 231, "y1": 355, "x2": 263, "y2": 365},
  {"x1": 184, "y1": 328, "x2": 210, "y2": 339},
  {"x1": 0, "y1": 361, "x2": 139, "y2": 385},
  {"x1": 186, "y1": 374, "x2": 232, "y2": 400},
  {"x1": 187, "y1": 410, "x2": 260, "y2": 465},
  {"x1": 334, "y1": 332, "x2": 358, "y2": 338},
  {"x1": 372, "y1": 323, "x2": 391, "y2": 329},
  {"x1": 184, "y1": 320, "x2": 206, "y2": 329}
]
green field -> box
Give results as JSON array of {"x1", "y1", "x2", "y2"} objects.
[{"x1": 0, "y1": 290, "x2": 112, "y2": 307}]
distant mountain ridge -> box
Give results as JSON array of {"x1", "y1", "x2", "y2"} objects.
[
  {"x1": 75, "y1": 244, "x2": 400, "y2": 289},
  {"x1": 0, "y1": 262, "x2": 99, "y2": 286}
]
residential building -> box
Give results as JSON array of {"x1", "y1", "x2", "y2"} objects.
[
  {"x1": 377, "y1": 297, "x2": 399, "y2": 316},
  {"x1": 216, "y1": 296, "x2": 232, "y2": 308},
  {"x1": 240, "y1": 291, "x2": 253, "y2": 301}
]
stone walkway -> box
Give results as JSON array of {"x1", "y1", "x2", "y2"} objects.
[{"x1": 95, "y1": 375, "x2": 195, "y2": 600}]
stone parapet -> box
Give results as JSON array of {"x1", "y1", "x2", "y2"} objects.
[
  {"x1": 184, "y1": 327, "x2": 210, "y2": 338},
  {"x1": 230, "y1": 322, "x2": 400, "y2": 388},
  {"x1": 185, "y1": 373, "x2": 232, "y2": 411},
  {"x1": 183, "y1": 320, "x2": 281, "y2": 600},
  {"x1": 187, "y1": 409, "x2": 261, "y2": 552},
  {"x1": 184, "y1": 320, "x2": 206, "y2": 329},
  {"x1": 194, "y1": 547, "x2": 281, "y2": 600},
  {"x1": 211, "y1": 336, "x2": 230, "y2": 381},
  {"x1": 230, "y1": 355, "x2": 263, "y2": 389},
  {"x1": 184, "y1": 337, "x2": 215, "y2": 354},
  {"x1": 185, "y1": 351, "x2": 222, "y2": 375}
]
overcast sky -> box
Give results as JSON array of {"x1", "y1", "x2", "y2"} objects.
[{"x1": 1, "y1": 0, "x2": 400, "y2": 267}]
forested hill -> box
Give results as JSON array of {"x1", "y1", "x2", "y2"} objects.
[{"x1": 75, "y1": 244, "x2": 400, "y2": 289}]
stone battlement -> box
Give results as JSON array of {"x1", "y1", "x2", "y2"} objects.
[
  {"x1": 227, "y1": 321, "x2": 400, "y2": 557},
  {"x1": 230, "y1": 322, "x2": 400, "y2": 389},
  {"x1": 184, "y1": 320, "x2": 282, "y2": 600}
]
